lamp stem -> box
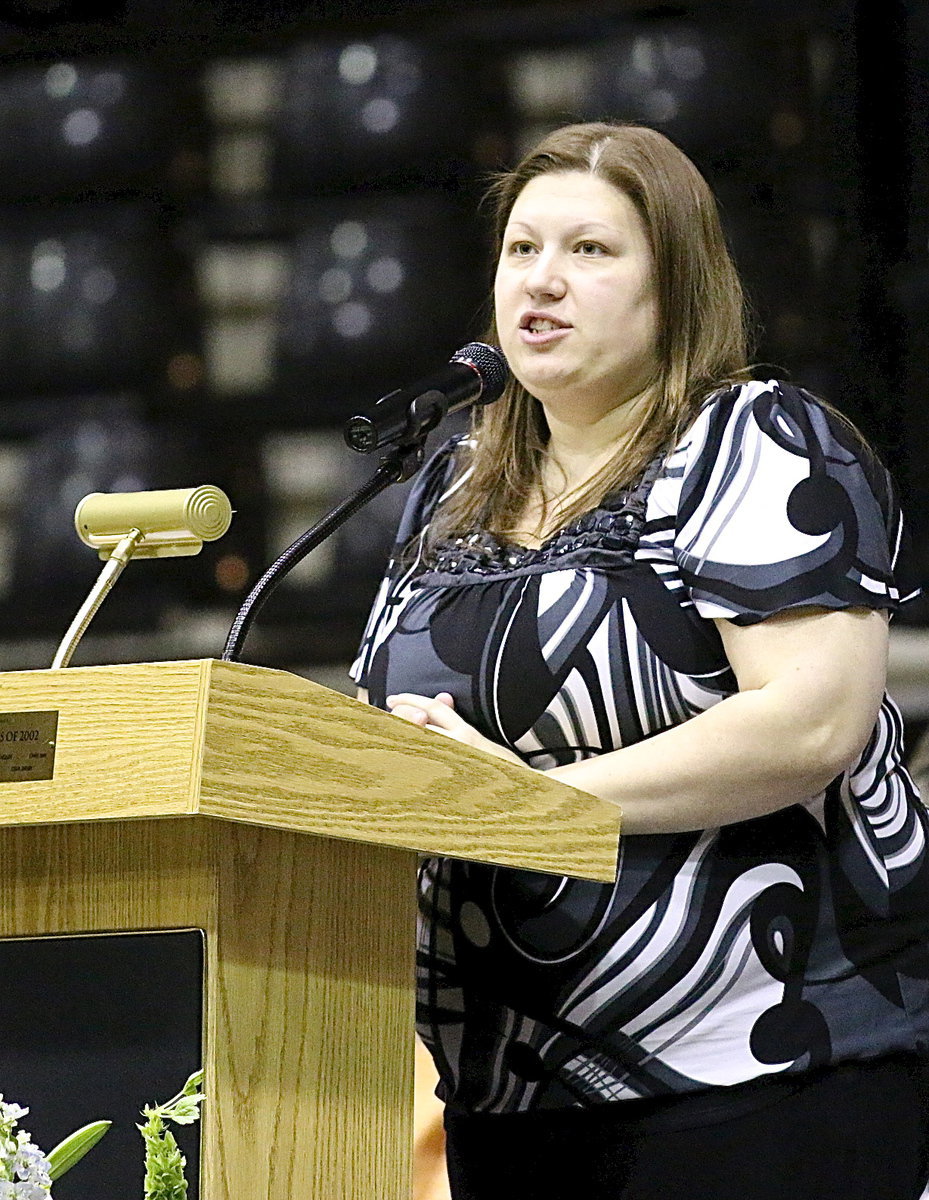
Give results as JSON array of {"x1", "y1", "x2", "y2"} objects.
[{"x1": 51, "y1": 528, "x2": 145, "y2": 669}]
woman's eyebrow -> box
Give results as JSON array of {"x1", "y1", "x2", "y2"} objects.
[{"x1": 505, "y1": 219, "x2": 620, "y2": 235}]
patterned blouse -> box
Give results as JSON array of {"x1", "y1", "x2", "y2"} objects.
[{"x1": 351, "y1": 379, "x2": 929, "y2": 1114}]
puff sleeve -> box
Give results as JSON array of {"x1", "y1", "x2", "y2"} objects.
[{"x1": 669, "y1": 380, "x2": 918, "y2": 625}]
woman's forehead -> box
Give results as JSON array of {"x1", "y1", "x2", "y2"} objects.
[{"x1": 504, "y1": 171, "x2": 645, "y2": 236}]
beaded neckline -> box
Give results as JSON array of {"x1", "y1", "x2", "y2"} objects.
[{"x1": 424, "y1": 455, "x2": 663, "y2": 580}]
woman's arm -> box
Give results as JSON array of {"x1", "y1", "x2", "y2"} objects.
[
  {"x1": 547, "y1": 606, "x2": 887, "y2": 833},
  {"x1": 387, "y1": 606, "x2": 889, "y2": 836}
]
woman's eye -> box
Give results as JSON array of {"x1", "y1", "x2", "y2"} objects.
[
  {"x1": 576, "y1": 241, "x2": 606, "y2": 255},
  {"x1": 510, "y1": 241, "x2": 536, "y2": 256}
]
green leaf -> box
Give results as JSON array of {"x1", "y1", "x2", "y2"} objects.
[
  {"x1": 140, "y1": 1070, "x2": 204, "y2": 1200},
  {"x1": 181, "y1": 1071, "x2": 203, "y2": 1096},
  {"x1": 47, "y1": 1119, "x2": 112, "y2": 1181}
]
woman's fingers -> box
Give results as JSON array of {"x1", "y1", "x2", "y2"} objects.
[
  {"x1": 388, "y1": 702, "x2": 429, "y2": 726},
  {"x1": 385, "y1": 692, "x2": 525, "y2": 766},
  {"x1": 387, "y1": 693, "x2": 461, "y2": 731}
]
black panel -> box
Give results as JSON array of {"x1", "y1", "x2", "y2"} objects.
[{"x1": 0, "y1": 929, "x2": 203, "y2": 1200}]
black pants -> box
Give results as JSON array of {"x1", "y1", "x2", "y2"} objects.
[{"x1": 444, "y1": 1055, "x2": 929, "y2": 1200}]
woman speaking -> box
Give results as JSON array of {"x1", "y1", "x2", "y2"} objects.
[{"x1": 353, "y1": 122, "x2": 929, "y2": 1199}]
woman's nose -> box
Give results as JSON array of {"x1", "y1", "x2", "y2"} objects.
[{"x1": 524, "y1": 250, "x2": 566, "y2": 299}]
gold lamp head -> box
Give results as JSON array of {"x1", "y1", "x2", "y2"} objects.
[{"x1": 74, "y1": 485, "x2": 233, "y2": 559}]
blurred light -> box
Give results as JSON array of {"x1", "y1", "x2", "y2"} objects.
[
  {"x1": 110, "y1": 472, "x2": 146, "y2": 492},
  {"x1": 62, "y1": 108, "x2": 102, "y2": 147},
  {"x1": 273, "y1": 35, "x2": 485, "y2": 190},
  {"x1": 666, "y1": 42, "x2": 706, "y2": 81},
  {"x1": 366, "y1": 257, "x2": 404, "y2": 293},
  {"x1": 330, "y1": 221, "x2": 368, "y2": 259},
  {"x1": 31, "y1": 241, "x2": 67, "y2": 292},
  {"x1": 211, "y1": 131, "x2": 270, "y2": 195},
  {"x1": 806, "y1": 216, "x2": 837, "y2": 275},
  {"x1": 198, "y1": 244, "x2": 288, "y2": 308},
  {"x1": 339, "y1": 43, "x2": 378, "y2": 86},
  {"x1": 205, "y1": 316, "x2": 275, "y2": 392},
  {"x1": 263, "y1": 430, "x2": 345, "y2": 494},
  {"x1": 319, "y1": 267, "x2": 353, "y2": 304},
  {"x1": 62, "y1": 469, "x2": 95, "y2": 511},
  {"x1": 9, "y1": 406, "x2": 192, "y2": 635},
  {"x1": 807, "y1": 35, "x2": 836, "y2": 95},
  {"x1": 333, "y1": 301, "x2": 371, "y2": 338},
  {"x1": 644, "y1": 89, "x2": 679, "y2": 123},
  {"x1": 204, "y1": 58, "x2": 282, "y2": 122},
  {"x1": 0, "y1": 61, "x2": 193, "y2": 201},
  {"x1": 584, "y1": 23, "x2": 783, "y2": 161},
  {"x1": 45, "y1": 62, "x2": 77, "y2": 98},
  {"x1": 632, "y1": 37, "x2": 658, "y2": 78},
  {"x1": 508, "y1": 52, "x2": 593, "y2": 115},
  {"x1": 0, "y1": 210, "x2": 194, "y2": 396},
  {"x1": 278, "y1": 196, "x2": 479, "y2": 409},
  {"x1": 215, "y1": 553, "x2": 250, "y2": 592},
  {"x1": 81, "y1": 266, "x2": 117, "y2": 305},
  {"x1": 361, "y1": 97, "x2": 399, "y2": 134}
]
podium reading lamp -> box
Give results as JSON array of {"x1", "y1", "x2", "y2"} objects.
[
  {"x1": 0, "y1": 348, "x2": 621, "y2": 1200},
  {"x1": 53, "y1": 484, "x2": 233, "y2": 668}
]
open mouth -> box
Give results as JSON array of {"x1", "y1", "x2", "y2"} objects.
[{"x1": 520, "y1": 313, "x2": 570, "y2": 333}]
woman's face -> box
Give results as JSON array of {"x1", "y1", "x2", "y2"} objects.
[{"x1": 494, "y1": 170, "x2": 660, "y2": 421}]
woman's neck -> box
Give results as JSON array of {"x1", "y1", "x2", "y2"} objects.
[
  {"x1": 541, "y1": 385, "x2": 653, "y2": 493},
  {"x1": 508, "y1": 386, "x2": 655, "y2": 546}
]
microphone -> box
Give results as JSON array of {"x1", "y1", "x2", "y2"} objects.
[
  {"x1": 343, "y1": 342, "x2": 509, "y2": 454},
  {"x1": 74, "y1": 485, "x2": 233, "y2": 559}
]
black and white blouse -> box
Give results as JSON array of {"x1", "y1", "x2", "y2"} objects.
[{"x1": 351, "y1": 379, "x2": 929, "y2": 1114}]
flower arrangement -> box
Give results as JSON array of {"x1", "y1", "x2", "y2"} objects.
[
  {"x1": 0, "y1": 1099, "x2": 109, "y2": 1199},
  {"x1": 0, "y1": 1070, "x2": 204, "y2": 1199}
]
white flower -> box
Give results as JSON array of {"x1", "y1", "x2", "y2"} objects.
[
  {"x1": 0, "y1": 1109, "x2": 51, "y2": 1200},
  {"x1": 0, "y1": 1103, "x2": 28, "y2": 1126},
  {"x1": 10, "y1": 1140, "x2": 50, "y2": 1196},
  {"x1": 16, "y1": 1185, "x2": 49, "y2": 1200}
]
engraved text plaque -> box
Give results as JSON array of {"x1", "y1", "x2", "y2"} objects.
[{"x1": 0, "y1": 711, "x2": 58, "y2": 782}]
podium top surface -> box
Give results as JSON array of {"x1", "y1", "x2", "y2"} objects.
[{"x1": 0, "y1": 659, "x2": 620, "y2": 881}]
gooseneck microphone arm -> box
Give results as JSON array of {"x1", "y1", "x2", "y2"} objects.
[
  {"x1": 343, "y1": 341, "x2": 510, "y2": 454},
  {"x1": 221, "y1": 440, "x2": 423, "y2": 663},
  {"x1": 222, "y1": 343, "x2": 509, "y2": 664}
]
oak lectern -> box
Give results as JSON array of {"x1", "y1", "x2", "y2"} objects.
[{"x1": 0, "y1": 659, "x2": 621, "y2": 1199}]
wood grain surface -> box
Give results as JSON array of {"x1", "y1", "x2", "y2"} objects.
[
  {"x1": 0, "y1": 660, "x2": 620, "y2": 880},
  {"x1": 0, "y1": 660, "x2": 209, "y2": 823},
  {"x1": 0, "y1": 818, "x2": 416, "y2": 1200},
  {"x1": 200, "y1": 660, "x2": 621, "y2": 881}
]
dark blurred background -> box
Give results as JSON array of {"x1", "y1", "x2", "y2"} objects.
[{"x1": 0, "y1": 0, "x2": 925, "y2": 704}]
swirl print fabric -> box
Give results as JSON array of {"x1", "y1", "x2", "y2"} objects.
[{"x1": 351, "y1": 380, "x2": 929, "y2": 1113}]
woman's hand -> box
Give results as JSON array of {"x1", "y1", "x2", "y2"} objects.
[{"x1": 386, "y1": 691, "x2": 526, "y2": 767}]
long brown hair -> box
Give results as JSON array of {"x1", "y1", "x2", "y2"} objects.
[{"x1": 432, "y1": 121, "x2": 752, "y2": 544}]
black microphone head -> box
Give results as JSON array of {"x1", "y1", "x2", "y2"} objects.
[{"x1": 450, "y1": 342, "x2": 509, "y2": 405}]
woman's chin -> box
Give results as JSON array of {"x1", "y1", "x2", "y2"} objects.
[{"x1": 511, "y1": 358, "x2": 580, "y2": 400}]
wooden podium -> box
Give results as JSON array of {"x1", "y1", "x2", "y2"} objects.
[{"x1": 0, "y1": 659, "x2": 621, "y2": 1199}]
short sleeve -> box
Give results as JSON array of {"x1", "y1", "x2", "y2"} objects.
[
  {"x1": 670, "y1": 380, "x2": 919, "y2": 625},
  {"x1": 349, "y1": 436, "x2": 465, "y2": 687}
]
